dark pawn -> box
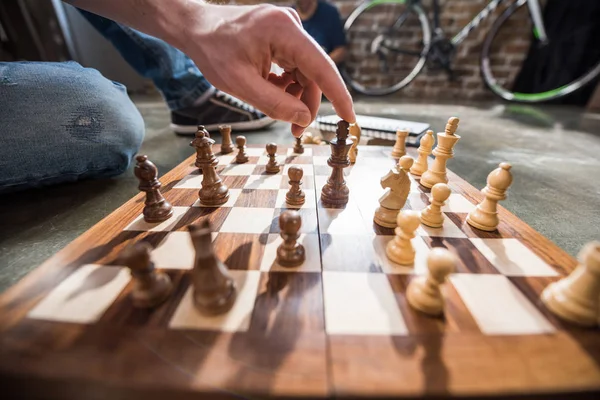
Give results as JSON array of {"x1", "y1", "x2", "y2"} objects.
[
  {"x1": 286, "y1": 166, "x2": 305, "y2": 206},
  {"x1": 190, "y1": 127, "x2": 229, "y2": 206},
  {"x1": 120, "y1": 241, "x2": 172, "y2": 308},
  {"x1": 235, "y1": 135, "x2": 249, "y2": 163},
  {"x1": 189, "y1": 221, "x2": 237, "y2": 315},
  {"x1": 265, "y1": 142, "x2": 280, "y2": 173},
  {"x1": 135, "y1": 155, "x2": 174, "y2": 223},
  {"x1": 321, "y1": 120, "x2": 353, "y2": 207},
  {"x1": 294, "y1": 136, "x2": 305, "y2": 154},
  {"x1": 277, "y1": 210, "x2": 305, "y2": 268},
  {"x1": 190, "y1": 125, "x2": 210, "y2": 173},
  {"x1": 219, "y1": 125, "x2": 234, "y2": 154}
]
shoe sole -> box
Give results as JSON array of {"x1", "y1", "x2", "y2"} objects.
[{"x1": 171, "y1": 118, "x2": 275, "y2": 135}]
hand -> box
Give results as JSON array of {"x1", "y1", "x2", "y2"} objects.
[{"x1": 176, "y1": 3, "x2": 356, "y2": 136}]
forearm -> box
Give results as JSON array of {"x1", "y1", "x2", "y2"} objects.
[
  {"x1": 64, "y1": 0, "x2": 199, "y2": 49},
  {"x1": 329, "y1": 47, "x2": 347, "y2": 65}
]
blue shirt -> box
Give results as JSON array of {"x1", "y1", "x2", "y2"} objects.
[{"x1": 301, "y1": 1, "x2": 347, "y2": 54}]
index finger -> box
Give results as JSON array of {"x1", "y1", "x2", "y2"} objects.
[{"x1": 282, "y1": 29, "x2": 356, "y2": 124}]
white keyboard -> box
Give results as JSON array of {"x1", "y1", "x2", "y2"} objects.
[{"x1": 313, "y1": 114, "x2": 430, "y2": 146}]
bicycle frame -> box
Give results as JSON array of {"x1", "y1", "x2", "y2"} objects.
[{"x1": 448, "y1": 0, "x2": 547, "y2": 46}]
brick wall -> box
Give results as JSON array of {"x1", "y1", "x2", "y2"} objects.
[
  {"x1": 337, "y1": 0, "x2": 533, "y2": 100},
  {"x1": 231, "y1": 0, "x2": 534, "y2": 100}
]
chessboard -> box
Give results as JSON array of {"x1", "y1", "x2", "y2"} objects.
[{"x1": 0, "y1": 143, "x2": 599, "y2": 400}]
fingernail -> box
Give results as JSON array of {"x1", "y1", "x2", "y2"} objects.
[{"x1": 294, "y1": 112, "x2": 312, "y2": 127}]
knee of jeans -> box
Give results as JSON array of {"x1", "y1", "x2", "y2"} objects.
[
  {"x1": 97, "y1": 100, "x2": 145, "y2": 175},
  {"x1": 69, "y1": 74, "x2": 145, "y2": 175}
]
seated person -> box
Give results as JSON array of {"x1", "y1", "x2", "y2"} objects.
[
  {"x1": 0, "y1": 1, "x2": 355, "y2": 193},
  {"x1": 296, "y1": 0, "x2": 347, "y2": 65}
]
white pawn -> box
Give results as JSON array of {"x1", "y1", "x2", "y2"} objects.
[
  {"x1": 349, "y1": 135, "x2": 359, "y2": 164},
  {"x1": 386, "y1": 210, "x2": 421, "y2": 265},
  {"x1": 421, "y1": 183, "x2": 451, "y2": 228},
  {"x1": 391, "y1": 129, "x2": 409, "y2": 158},
  {"x1": 467, "y1": 162, "x2": 513, "y2": 231},
  {"x1": 349, "y1": 123, "x2": 361, "y2": 164},
  {"x1": 541, "y1": 241, "x2": 600, "y2": 327},
  {"x1": 407, "y1": 248, "x2": 457, "y2": 316},
  {"x1": 410, "y1": 130, "x2": 435, "y2": 176}
]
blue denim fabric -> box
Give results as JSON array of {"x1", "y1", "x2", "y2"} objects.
[
  {"x1": 0, "y1": 61, "x2": 144, "y2": 192},
  {"x1": 78, "y1": 9, "x2": 214, "y2": 111}
]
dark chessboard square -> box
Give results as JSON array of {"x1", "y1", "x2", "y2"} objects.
[
  {"x1": 163, "y1": 188, "x2": 198, "y2": 207},
  {"x1": 213, "y1": 233, "x2": 268, "y2": 270},
  {"x1": 173, "y1": 206, "x2": 232, "y2": 231},
  {"x1": 250, "y1": 271, "x2": 325, "y2": 333},
  {"x1": 222, "y1": 175, "x2": 249, "y2": 189},
  {"x1": 385, "y1": 274, "x2": 448, "y2": 334},
  {"x1": 234, "y1": 189, "x2": 278, "y2": 208},
  {"x1": 446, "y1": 212, "x2": 512, "y2": 239},
  {"x1": 271, "y1": 208, "x2": 318, "y2": 234},
  {"x1": 284, "y1": 155, "x2": 313, "y2": 164},
  {"x1": 423, "y1": 236, "x2": 499, "y2": 274},
  {"x1": 320, "y1": 234, "x2": 382, "y2": 273},
  {"x1": 93, "y1": 231, "x2": 168, "y2": 266}
]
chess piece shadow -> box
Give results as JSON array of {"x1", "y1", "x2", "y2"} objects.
[
  {"x1": 66, "y1": 264, "x2": 123, "y2": 302},
  {"x1": 224, "y1": 241, "x2": 256, "y2": 271},
  {"x1": 225, "y1": 271, "x2": 320, "y2": 391}
]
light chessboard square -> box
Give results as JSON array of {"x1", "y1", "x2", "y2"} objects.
[
  {"x1": 450, "y1": 274, "x2": 555, "y2": 335},
  {"x1": 217, "y1": 155, "x2": 236, "y2": 165},
  {"x1": 27, "y1": 264, "x2": 130, "y2": 324},
  {"x1": 317, "y1": 205, "x2": 373, "y2": 235},
  {"x1": 169, "y1": 270, "x2": 261, "y2": 332},
  {"x1": 439, "y1": 193, "x2": 477, "y2": 213},
  {"x1": 241, "y1": 147, "x2": 264, "y2": 157},
  {"x1": 219, "y1": 207, "x2": 275, "y2": 234},
  {"x1": 373, "y1": 235, "x2": 430, "y2": 275},
  {"x1": 259, "y1": 233, "x2": 321, "y2": 272},
  {"x1": 152, "y1": 231, "x2": 196, "y2": 270},
  {"x1": 469, "y1": 238, "x2": 559, "y2": 276},
  {"x1": 417, "y1": 217, "x2": 467, "y2": 238},
  {"x1": 221, "y1": 164, "x2": 257, "y2": 176},
  {"x1": 323, "y1": 271, "x2": 409, "y2": 336},
  {"x1": 124, "y1": 206, "x2": 189, "y2": 232},
  {"x1": 173, "y1": 173, "x2": 203, "y2": 189},
  {"x1": 243, "y1": 174, "x2": 284, "y2": 190},
  {"x1": 313, "y1": 156, "x2": 328, "y2": 166}
]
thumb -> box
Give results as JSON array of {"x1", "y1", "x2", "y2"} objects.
[{"x1": 240, "y1": 75, "x2": 312, "y2": 127}]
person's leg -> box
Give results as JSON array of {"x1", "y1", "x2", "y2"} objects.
[
  {"x1": 78, "y1": 9, "x2": 213, "y2": 111},
  {"x1": 0, "y1": 61, "x2": 144, "y2": 193},
  {"x1": 78, "y1": 10, "x2": 274, "y2": 134}
]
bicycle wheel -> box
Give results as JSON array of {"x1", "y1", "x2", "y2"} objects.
[
  {"x1": 343, "y1": 0, "x2": 431, "y2": 96},
  {"x1": 481, "y1": 0, "x2": 600, "y2": 102}
]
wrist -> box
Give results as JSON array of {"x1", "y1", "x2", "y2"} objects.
[{"x1": 155, "y1": 0, "x2": 208, "y2": 51}]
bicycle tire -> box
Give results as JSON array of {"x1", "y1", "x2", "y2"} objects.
[
  {"x1": 480, "y1": 0, "x2": 600, "y2": 103},
  {"x1": 342, "y1": 0, "x2": 431, "y2": 96}
]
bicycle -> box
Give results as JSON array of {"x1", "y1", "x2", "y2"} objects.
[{"x1": 342, "y1": 0, "x2": 600, "y2": 102}]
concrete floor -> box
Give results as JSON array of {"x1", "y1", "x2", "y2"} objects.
[{"x1": 1, "y1": 97, "x2": 599, "y2": 293}]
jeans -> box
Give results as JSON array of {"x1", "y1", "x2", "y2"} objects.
[
  {"x1": 79, "y1": 10, "x2": 214, "y2": 110},
  {"x1": 0, "y1": 11, "x2": 211, "y2": 193}
]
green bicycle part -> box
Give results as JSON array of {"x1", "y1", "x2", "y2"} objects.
[{"x1": 365, "y1": 0, "x2": 406, "y2": 11}]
